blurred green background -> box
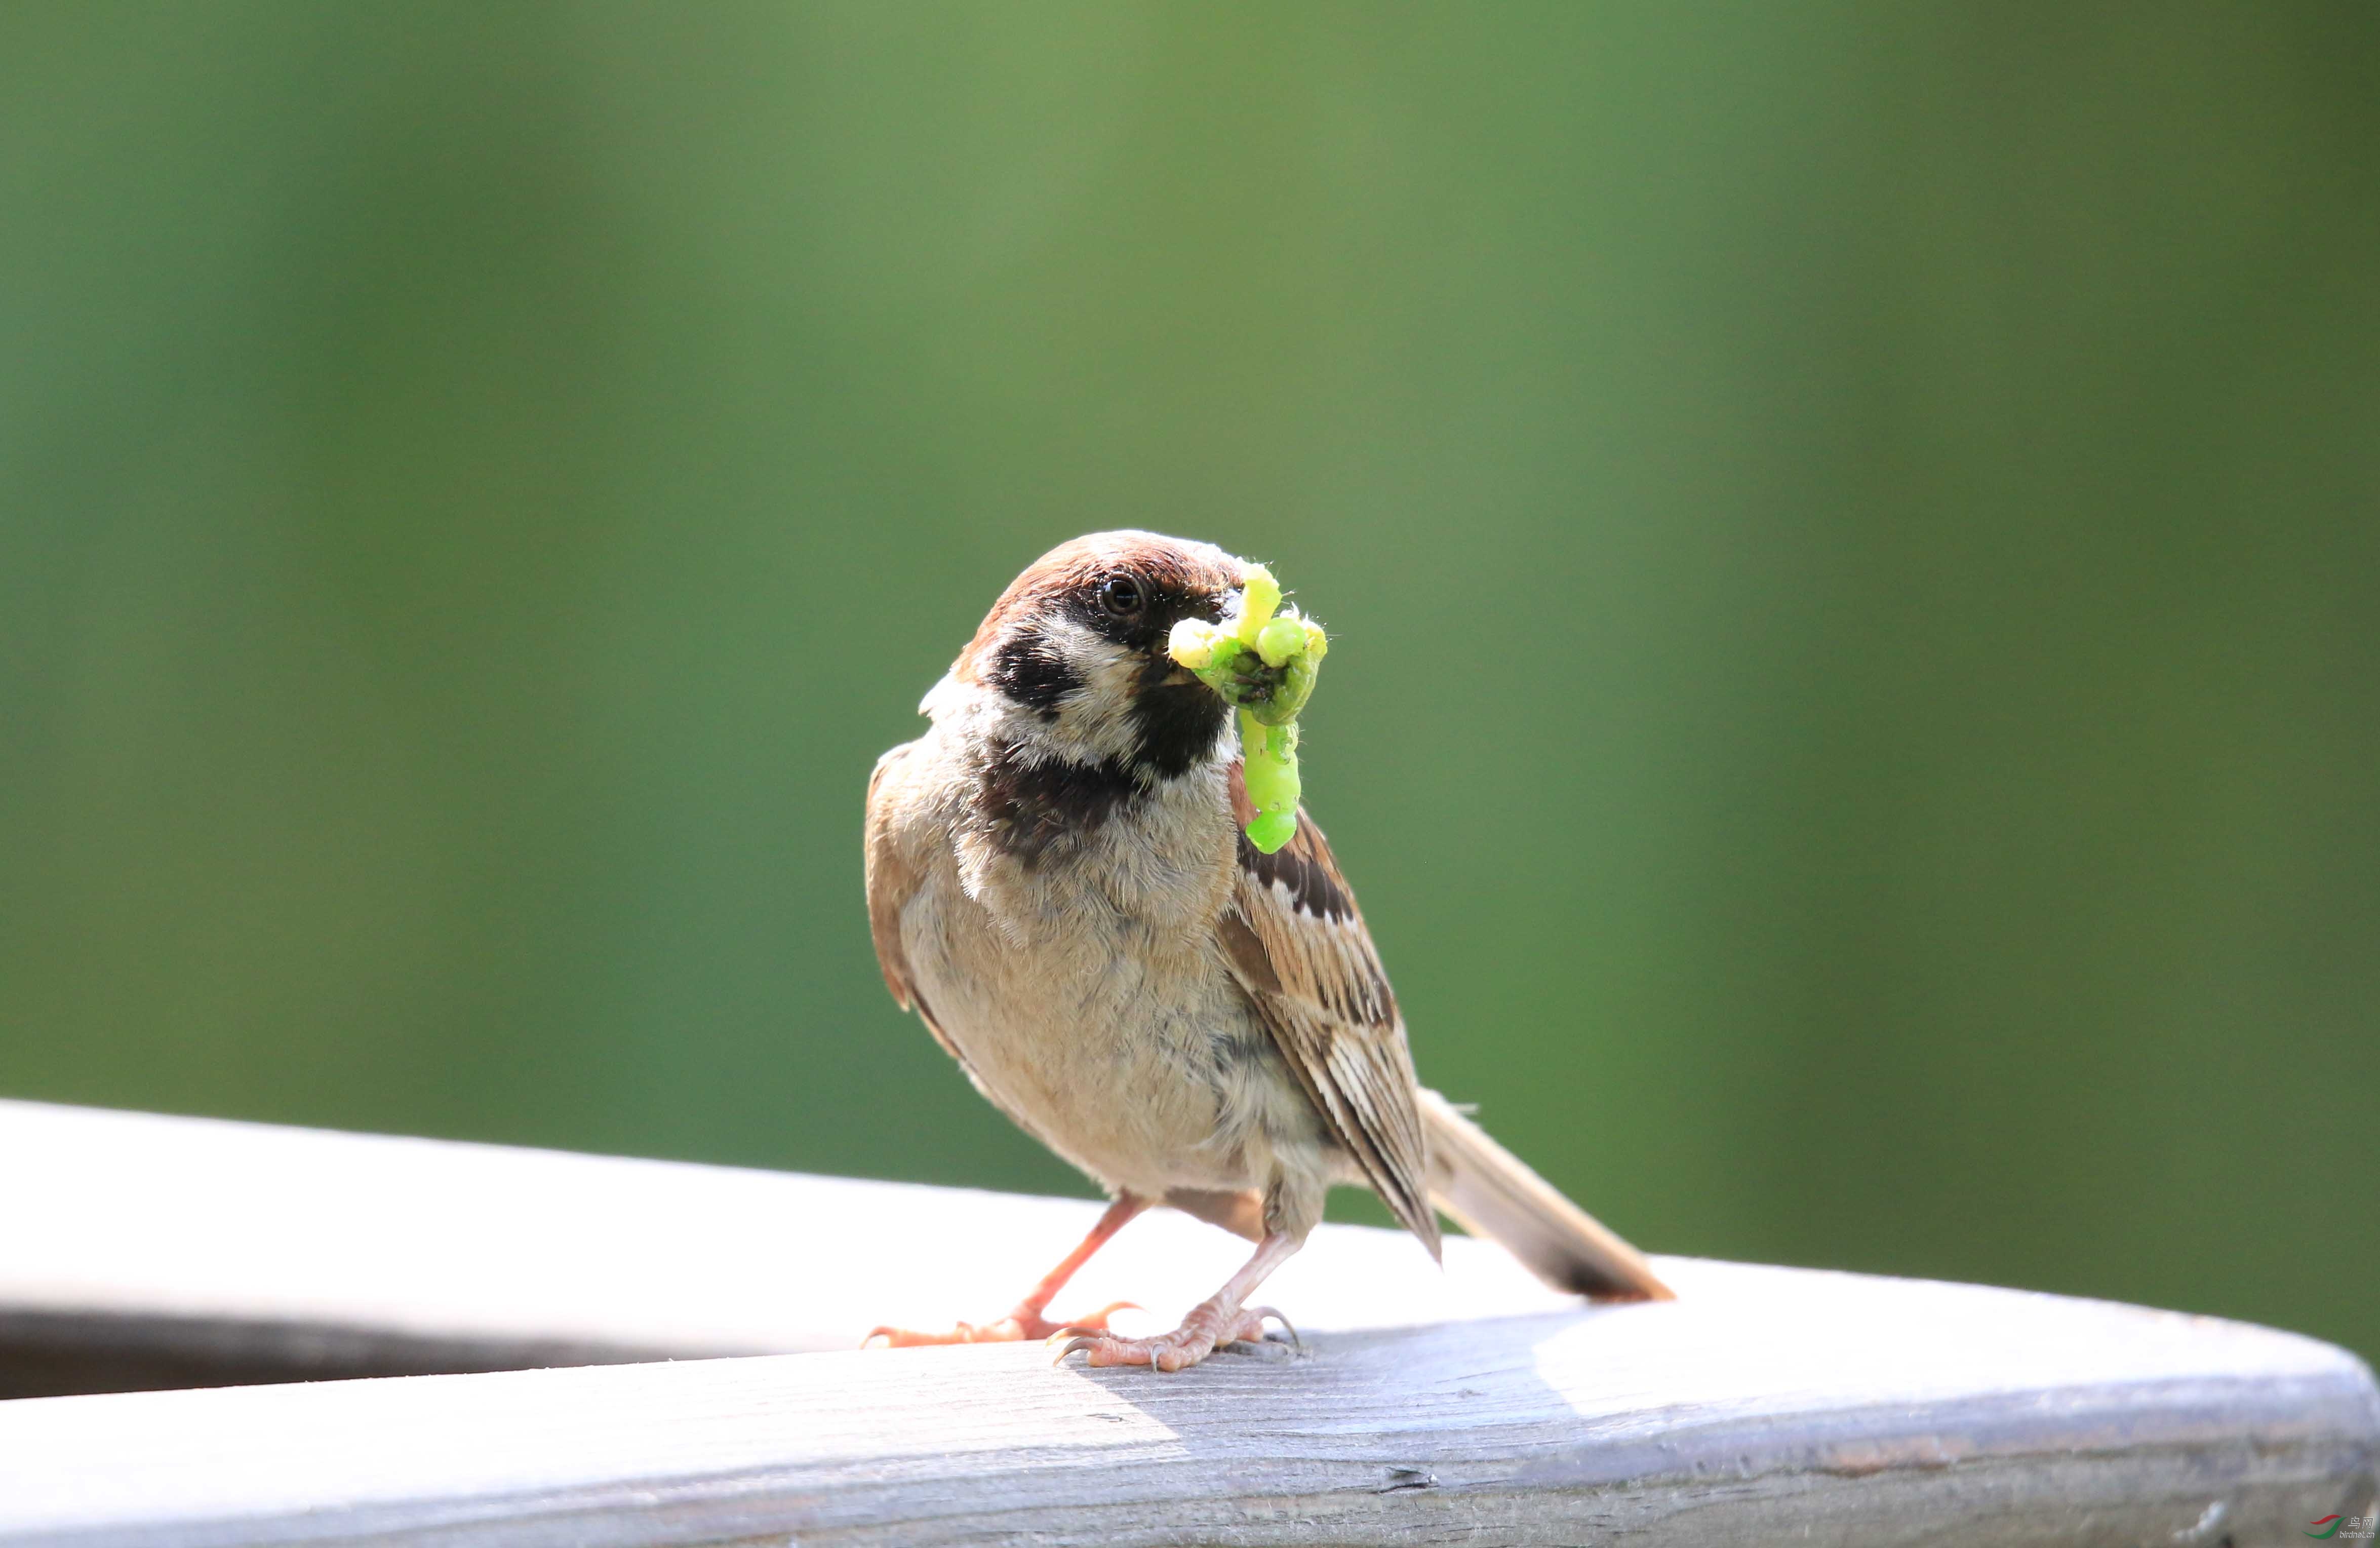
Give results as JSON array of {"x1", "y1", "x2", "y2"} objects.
[{"x1": 3, "y1": 4, "x2": 2373, "y2": 1364}]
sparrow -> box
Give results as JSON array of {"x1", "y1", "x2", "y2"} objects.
[{"x1": 863, "y1": 531, "x2": 1671, "y2": 1371}]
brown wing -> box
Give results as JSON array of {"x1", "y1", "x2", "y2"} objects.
[
  {"x1": 864, "y1": 746, "x2": 921, "y2": 1011},
  {"x1": 1217, "y1": 763, "x2": 1440, "y2": 1257},
  {"x1": 865, "y1": 743, "x2": 973, "y2": 1071}
]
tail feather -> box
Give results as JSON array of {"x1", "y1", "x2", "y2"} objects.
[{"x1": 1418, "y1": 1087, "x2": 1674, "y2": 1302}]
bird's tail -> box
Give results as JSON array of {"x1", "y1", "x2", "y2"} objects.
[{"x1": 1418, "y1": 1087, "x2": 1674, "y2": 1301}]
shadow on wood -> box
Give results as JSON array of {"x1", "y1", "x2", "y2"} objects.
[{"x1": 0, "y1": 1307, "x2": 681, "y2": 1401}]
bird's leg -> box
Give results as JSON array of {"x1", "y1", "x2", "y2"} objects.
[
  {"x1": 1058, "y1": 1229, "x2": 1303, "y2": 1372},
  {"x1": 864, "y1": 1193, "x2": 1148, "y2": 1348}
]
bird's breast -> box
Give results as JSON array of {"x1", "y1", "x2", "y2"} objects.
[{"x1": 899, "y1": 760, "x2": 1285, "y2": 1194}]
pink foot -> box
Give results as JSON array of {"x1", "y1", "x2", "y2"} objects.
[
  {"x1": 1056, "y1": 1301, "x2": 1297, "y2": 1371},
  {"x1": 864, "y1": 1300, "x2": 1137, "y2": 1349}
]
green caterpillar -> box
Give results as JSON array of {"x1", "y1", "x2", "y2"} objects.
[{"x1": 1167, "y1": 563, "x2": 1328, "y2": 855}]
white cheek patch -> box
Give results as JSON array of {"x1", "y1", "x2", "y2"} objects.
[{"x1": 1037, "y1": 618, "x2": 1147, "y2": 765}]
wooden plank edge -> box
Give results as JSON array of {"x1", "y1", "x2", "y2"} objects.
[{"x1": 2, "y1": 1312, "x2": 2372, "y2": 1547}]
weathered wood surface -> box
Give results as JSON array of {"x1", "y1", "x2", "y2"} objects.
[
  {"x1": 0, "y1": 1099, "x2": 1583, "y2": 1388},
  {"x1": 0, "y1": 1100, "x2": 2373, "y2": 1546}
]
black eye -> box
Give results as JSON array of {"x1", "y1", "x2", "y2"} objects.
[{"x1": 1099, "y1": 575, "x2": 1146, "y2": 616}]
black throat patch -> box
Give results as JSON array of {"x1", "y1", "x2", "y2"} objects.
[
  {"x1": 1127, "y1": 654, "x2": 1233, "y2": 781},
  {"x1": 975, "y1": 739, "x2": 1145, "y2": 868}
]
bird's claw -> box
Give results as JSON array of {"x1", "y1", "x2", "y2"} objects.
[
  {"x1": 1050, "y1": 1301, "x2": 1283, "y2": 1372},
  {"x1": 1243, "y1": 1304, "x2": 1302, "y2": 1353},
  {"x1": 865, "y1": 1299, "x2": 1139, "y2": 1350}
]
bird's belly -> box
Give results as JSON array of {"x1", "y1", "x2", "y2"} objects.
[{"x1": 902, "y1": 885, "x2": 1294, "y2": 1198}]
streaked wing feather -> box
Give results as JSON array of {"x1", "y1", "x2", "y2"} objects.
[{"x1": 1220, "y1": 763, "x2": 1440, "y2": 1256}]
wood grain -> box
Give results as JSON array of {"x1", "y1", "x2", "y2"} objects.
[{"x1": 0, "y1": 1100, "x2": 2372, "y2": 1546}]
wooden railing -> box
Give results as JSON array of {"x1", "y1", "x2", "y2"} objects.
[{"x1": 1, "y1": 1099, "x2": 2372, "y2": 1545}]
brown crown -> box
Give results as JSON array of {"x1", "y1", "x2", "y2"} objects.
[{"x1": 955, "y1": 530, "x2": 1244, "y2": 682}]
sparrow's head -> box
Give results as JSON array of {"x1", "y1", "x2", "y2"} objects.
[{"x1": 942, "y1": 530, "x2": 1248, "y2": 781}]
